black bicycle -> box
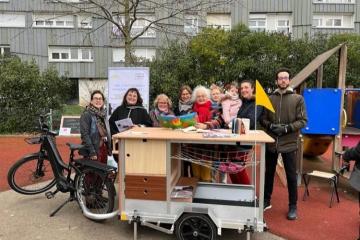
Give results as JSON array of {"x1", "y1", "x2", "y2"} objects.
[{"x1": 7, "y1": 114, "x2": 117, "y2": 220}]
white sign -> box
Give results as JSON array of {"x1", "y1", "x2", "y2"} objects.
[
  {"x1": 59, "y1": 127, "x2": 71, "y2": 136},
  {"x1": 107, "y1": 67, "x2": 150, "y2": 115}
]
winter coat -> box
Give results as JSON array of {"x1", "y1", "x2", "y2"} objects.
[
  {"x1": 237, "y1": 97, "x2": 263, "y2": 130},
  {"x1": 193, "y1": 100, "x2": 212, "y2": 123},
  {"x1": 343, "y1": 141, "x2": 360, "y2": 169},
  {"x1": 260, "y1": 87, "x2": 307, "y2": 153},
  {"x1": 80, "y1": 109, "x2": 109, "y2": 157},
  {"x1": 175, "y1": 100, "x2": 193, "y2": 116},
  {"x1": 109, "y1": 104, "x2": 152, "y2": 135},
  {"x1": 149, "y1": 108, "x2": 175, "y2": 127},
  {"x1": 221, "y1": 97, "x2": 242, "y2": 124}
]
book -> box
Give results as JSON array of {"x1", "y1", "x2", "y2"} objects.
[{"x1": 115, "y1": 118, "x2": 134, "y2": 132}]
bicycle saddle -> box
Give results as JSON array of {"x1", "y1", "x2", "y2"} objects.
[{"x1": 66, "y1": 143, "x2": 85, "y2": 151}]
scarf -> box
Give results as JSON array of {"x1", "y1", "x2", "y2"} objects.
[
  {"x1": 87, "y1": 104, "x2": 107, "y2": 137},
  {"x1": 193, "y1": 100, "x2": 212, "y2": 123},
  {"x1": 178, "y1": 99, "x2": 193, "y2": 114}
]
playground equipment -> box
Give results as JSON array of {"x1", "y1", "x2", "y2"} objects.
[{"x1": 290, "y1": 43, "x2": 347, "y2": 176}]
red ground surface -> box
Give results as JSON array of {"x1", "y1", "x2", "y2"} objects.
[
  {"x1": 0, "y1": 136, "x2": 80, "y2": 191},
  {"x1": 0, "y1": 135, "x2": 359, "y2": 240}
]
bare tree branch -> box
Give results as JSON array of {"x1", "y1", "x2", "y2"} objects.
[{"x1": 54, "y1": 0, "x2": 236, "y2": 65}]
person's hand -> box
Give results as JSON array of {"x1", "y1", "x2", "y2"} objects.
[
  {"x1": 270, "y1": 124, "x2": 289, "y2": 136},
  {"x1": 195, "y1": 123, "x2": 207, "y2": 130},
  {"x1": 90, "y1": 155, "x2": 97, "y2": 160}
]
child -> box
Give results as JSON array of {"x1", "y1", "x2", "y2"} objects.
[{"x1": 221, "y1": 82, "x2": 242, "y2": 126}]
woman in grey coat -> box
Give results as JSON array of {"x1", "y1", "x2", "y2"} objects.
[{"x1": 80, "y1": 90, "x2": 111, "y2": 164}]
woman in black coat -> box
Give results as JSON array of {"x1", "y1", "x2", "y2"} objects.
[
  {"x1": 109, "y1": 88, "x2": 152, "y2": 135},
  {"x1": 237, "y1": 79, "x2": 263, "y2": 130}
]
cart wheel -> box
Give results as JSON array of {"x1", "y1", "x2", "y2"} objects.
[{"x1": 175, "y1": 213, "x2": 217, "y2": 240}]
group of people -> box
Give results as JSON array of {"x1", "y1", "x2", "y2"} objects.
[{"x1": 79, "y1": 68, "x2": 308, "y2": 221}]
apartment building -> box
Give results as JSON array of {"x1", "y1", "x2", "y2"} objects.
[{"x1": 0, "y1": 0, "x2": 359, "y2": 104}]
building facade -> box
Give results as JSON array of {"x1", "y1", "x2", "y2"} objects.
[{"x1": 0, "y1": 0, "x2": 359, "y2": 105}]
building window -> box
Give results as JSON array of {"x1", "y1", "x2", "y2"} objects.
[
  {"x1": 248, "y1": 14, "x2": 266, "y2": 32},
  {"x1": 206, "y1": 13, "x2": 231, "y2": 31},
  {"x1": 112, "y1": 15, "x2": 156, "y2": 38},
  {"x1": 112, "y1": 48, "x2": 156, "y2": 62},
  {"x1": 276, "y1": 19, "x2": 290, "y2": 34},
  {"x1": 184, "y1": 15, "x2": 199, "y2": 36},
  {"x1": 313, "y1": 0, "x2": 354, "y2": 3},
  {"x1": 48, "y1": 47, "x2": 93, "y2": 62},
  {"x1": 313, "y1": 14, "x2": 354, "y2": 28},
  {"x1": 0, "y1": 14, "x2": 26, "y2": 28},
  {"x1": 33, "y1": 14, "x2": 74, "y2": 28},
  {"x1": 0, "y1": 45, "x2": 10, "y2": 55},
  {"x1": 78, "y1": 15, "x2": 92, "y2": 29},
  {"x1": 249, "y1": 13, "x2": 292, "y2": 34}
]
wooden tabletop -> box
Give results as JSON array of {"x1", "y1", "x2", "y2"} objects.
[{"x1": 113, "y1": 127, "x2": 274, "y2": 143}]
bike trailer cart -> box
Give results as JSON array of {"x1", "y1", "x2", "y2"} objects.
[{"x1": 113, "y1": 127, "x2": 274, "y2": 240}]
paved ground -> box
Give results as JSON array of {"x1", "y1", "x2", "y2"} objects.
[{"x1": 0, "y1": 189, "x2": 284, "y2": 240}]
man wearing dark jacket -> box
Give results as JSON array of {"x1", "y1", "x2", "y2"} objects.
[
  {"x1": 260, "y1": 68, "x2": 307, "y2": 220},
  {"x1": 343, "y1": 141, "x2": 360, "y2": 169}
]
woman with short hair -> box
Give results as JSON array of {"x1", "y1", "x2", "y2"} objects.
[
  {"x1": 149, "y1": 94, "x2": 174, "y2": 127},
  {"x1": 191, "y1": 85, "x2": 213, "y2": 182}
]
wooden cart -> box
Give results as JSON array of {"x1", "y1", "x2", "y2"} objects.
[{"x1": 112, "y1": 127, "x2": 274, "y2": 240}]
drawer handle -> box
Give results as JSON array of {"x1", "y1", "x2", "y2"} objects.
[
  {"x1": 143, "y1": 177, "x2": 148, "y2": 182},
  {"x1": 144, "y1": 189, "x2": 148, "y2": 195},
  {"x1": 126, "y1": 153, "x2": 130, "y2": 157}
]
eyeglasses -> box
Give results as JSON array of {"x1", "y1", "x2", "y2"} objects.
[
  {"x1": 92, "y1": 97, "x2": 103, "y2": 101},
  {"x1": 278, "y1": 77, "x2": 289, "y2": 80}
]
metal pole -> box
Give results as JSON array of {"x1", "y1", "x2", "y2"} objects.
[
  {"x1": 134, "y1": 221, "x2": 138, "y2": 240},
  {"x1": 49, "y1": 109, "x2": 53, "y2": 131}
]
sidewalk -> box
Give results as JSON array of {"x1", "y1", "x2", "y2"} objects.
[{"x1": 0, "y1": 189, "x2": 284, "y2": 240}]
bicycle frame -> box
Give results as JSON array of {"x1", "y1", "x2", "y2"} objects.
[{"x1": 23, "y1": 114, "x2": 119, "y2": 220}]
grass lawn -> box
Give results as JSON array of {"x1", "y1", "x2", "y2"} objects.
[{"x1": 61, "y1": 104, "x2": 84, "y2": 116}]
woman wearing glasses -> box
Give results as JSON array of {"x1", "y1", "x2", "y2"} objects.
[{"x1": 80, "y1": 90, "x2": 111, "y2": 164}]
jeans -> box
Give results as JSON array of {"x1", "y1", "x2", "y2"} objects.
[{"x1": 264, "y1": 150, "x2": 298, "y2": 206}]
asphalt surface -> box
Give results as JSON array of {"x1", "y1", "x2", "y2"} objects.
[{"x1": 0, "y1": 188, "x2": 284, "y2": 240}]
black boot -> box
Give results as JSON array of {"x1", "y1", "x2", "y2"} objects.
[{"x1": 287, "y1": 205, "x2": 297, "y2": 220}]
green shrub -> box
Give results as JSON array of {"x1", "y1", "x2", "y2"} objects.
[{"x1": 0, "y1": 56, "x2": 71, "y2": 133}]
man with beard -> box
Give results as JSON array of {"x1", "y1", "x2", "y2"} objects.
[{"x1": 260, "y1": 68, "x2": 307, "y2": 220}]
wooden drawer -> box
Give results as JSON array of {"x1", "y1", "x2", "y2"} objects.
[
  {"x1": 125, "y1": 175, "x2": 166, "y2": 188},
  {"x1": 125, "y1": 187, "x2": 166, "y2": 201},
  {"x1": 125, "y1": 175, "x2": 166, "y2": 201}
]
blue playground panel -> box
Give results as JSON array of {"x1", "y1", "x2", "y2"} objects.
[{"x1": 301, "y1": 88, "x2": 342, "y2": 135}]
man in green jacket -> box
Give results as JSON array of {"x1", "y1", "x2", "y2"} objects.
[{"x1": 260, "y1": 68, "x2": 307, "y2": 220}]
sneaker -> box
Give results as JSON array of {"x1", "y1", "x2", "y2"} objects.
[
  {"x1": 287, "y1": 206, "x2": 297, "y2": 220},
  {"x1": 264, "y1": 200, "x2": 272, "y2": 211}
]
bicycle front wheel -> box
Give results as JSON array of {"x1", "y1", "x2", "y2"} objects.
[{"x1": 7, "y1": 155, "x2": 56, "y2": 195}]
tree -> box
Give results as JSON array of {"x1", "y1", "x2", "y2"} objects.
[
  {"x1": 150, "y1": 24, "x2": 360, "y2": 107},
  {"x1": 56, "y1": 0, "x2": 234, "y2": 65},
  {"x1": 327, "y1": 33, "x2": 360, "y2": 87},
  {"x1": 0, "y1": 56, "x2": 71, "y2": 133}
]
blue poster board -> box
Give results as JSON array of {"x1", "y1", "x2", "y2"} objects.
[{"x1": 301, "y1": 88, "x2": 342, "y2": 135}]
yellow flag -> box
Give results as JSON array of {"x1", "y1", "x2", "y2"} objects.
[{"x1": 255, "y1": 80, "x2": 275, "y2": 113}]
